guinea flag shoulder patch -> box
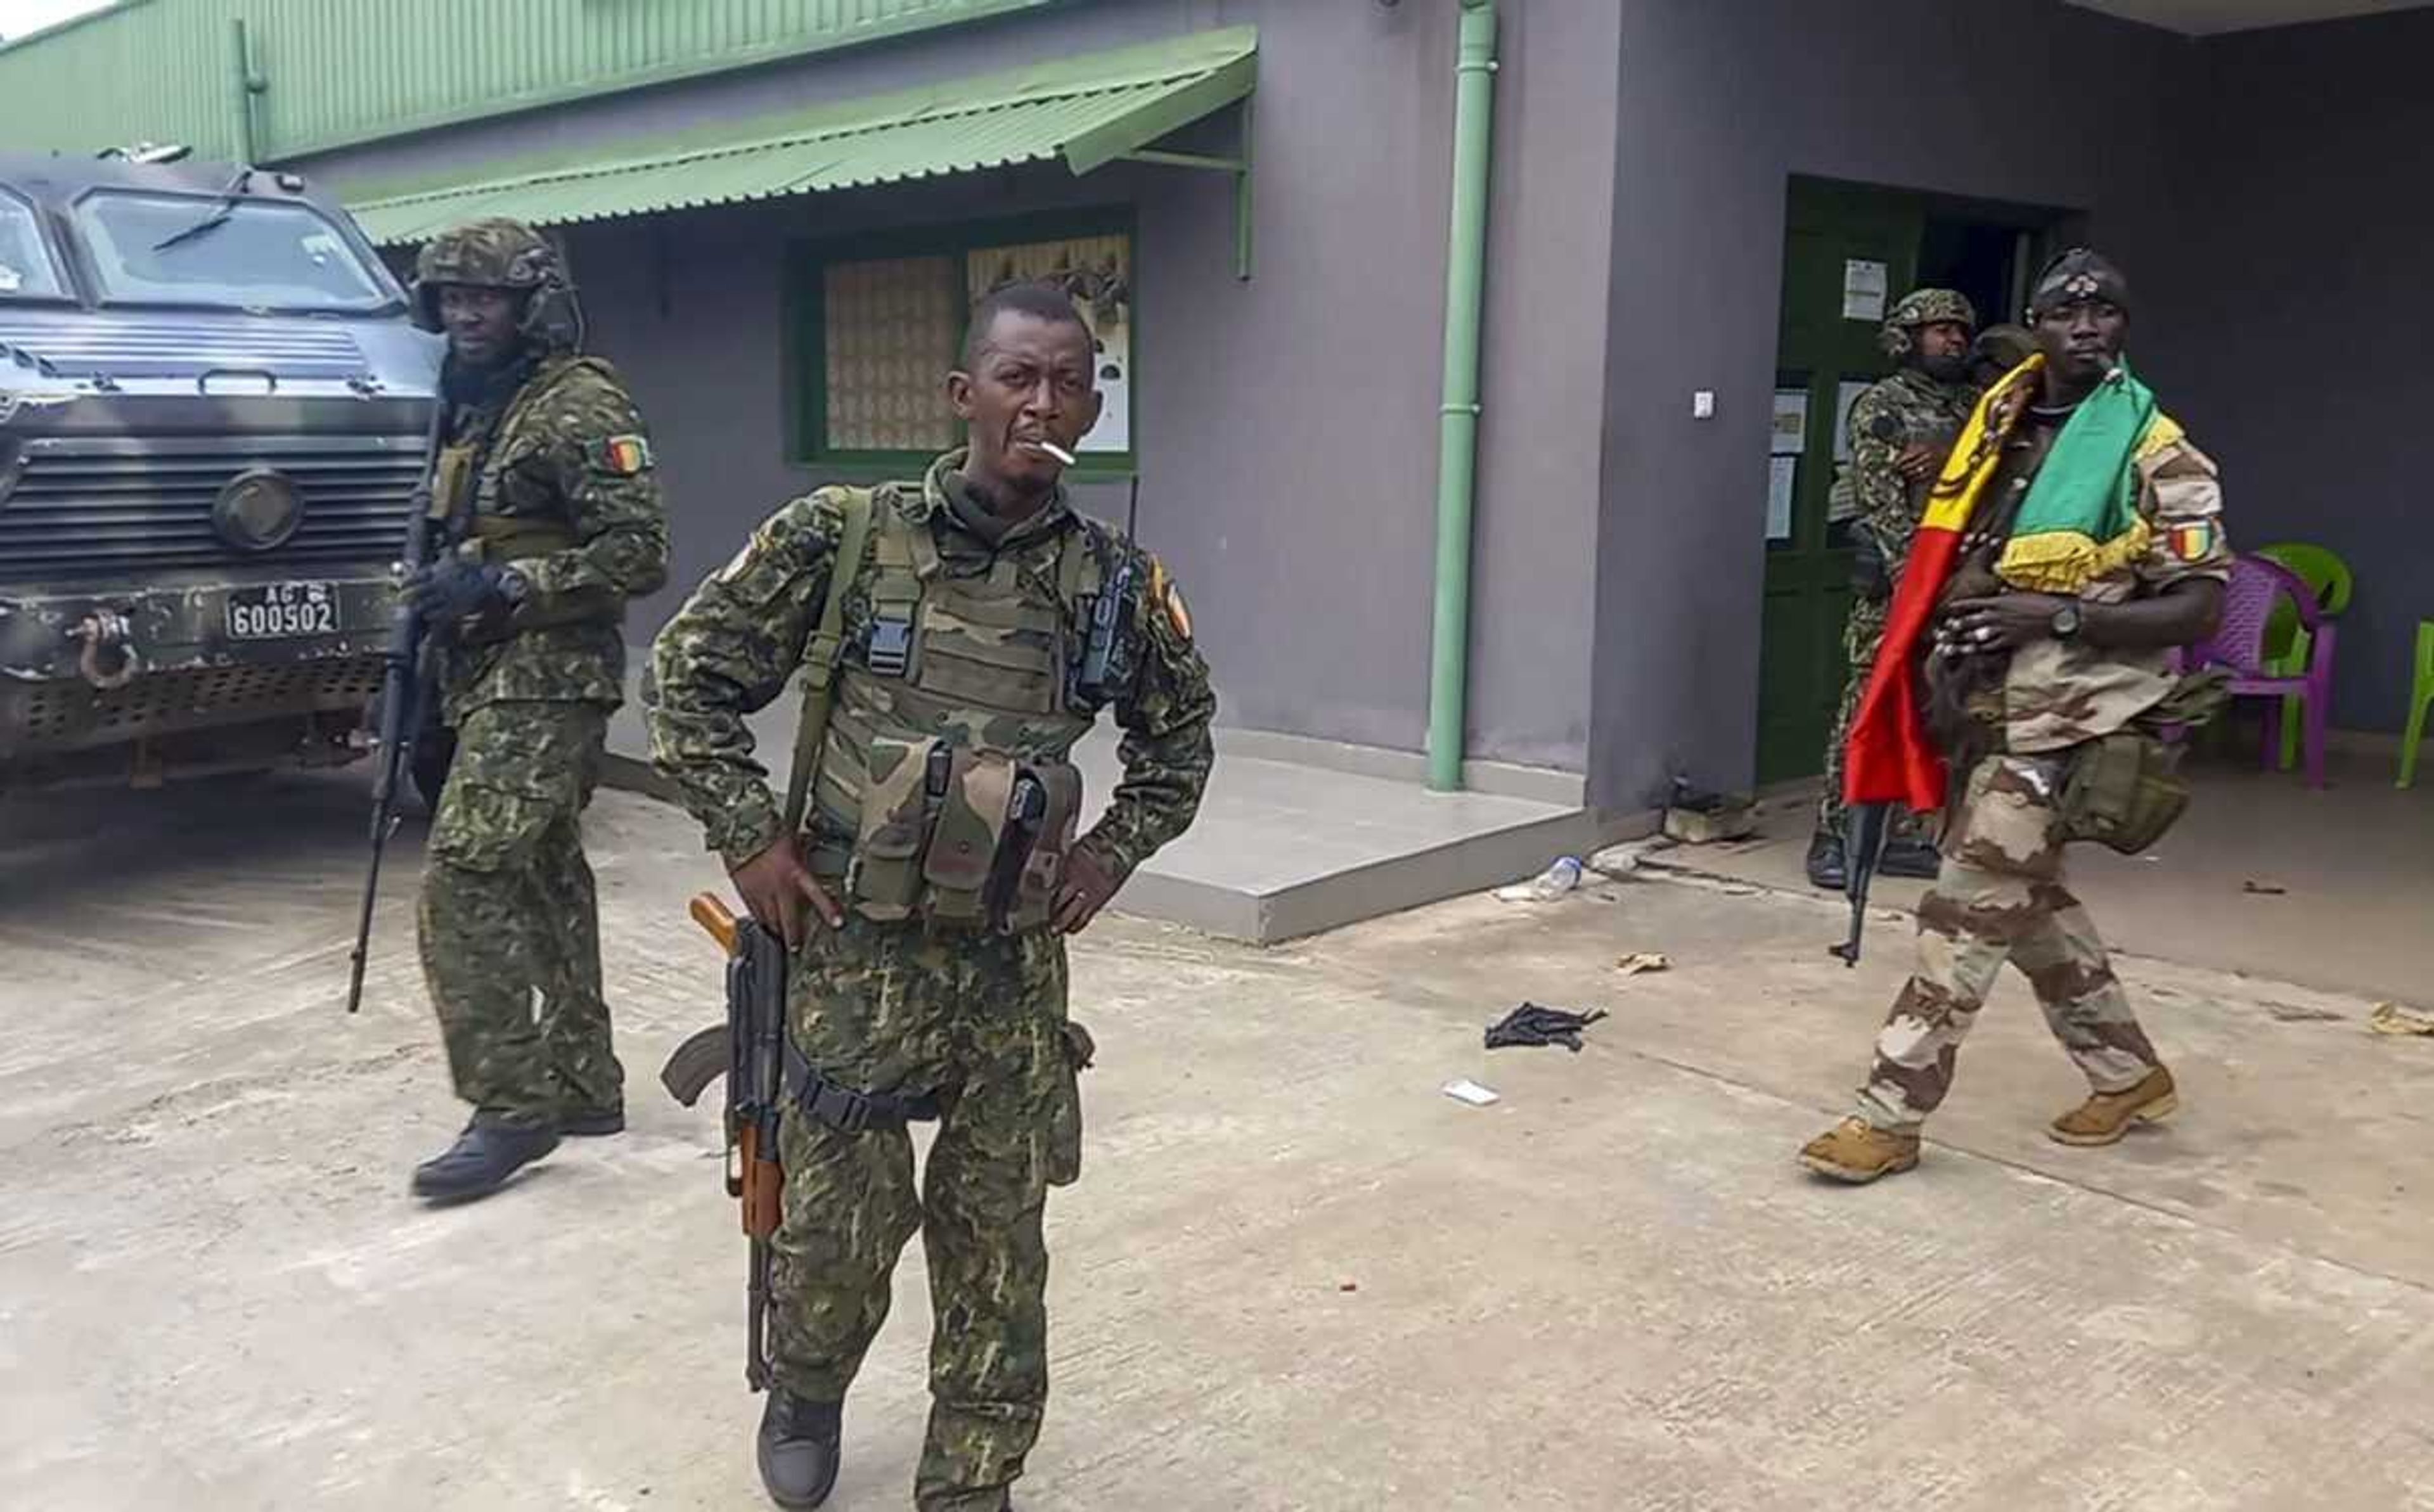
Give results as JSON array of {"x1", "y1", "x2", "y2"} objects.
[
  {"x1": 594, "y1": 433, "x2": 654, "y2": 475},
  {"x1": 2167, "y1": 520, "x2": 2218, "y2": 562}
]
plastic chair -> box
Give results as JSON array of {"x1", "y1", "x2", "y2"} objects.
[
  {"x1": 2400, "y1": 620, "x2": 2434, "y2": 790},
  {"x1": 2253, "y1": 542, "x2": 2354, "y2": 773},
  {"x1": 2184, "y1": 554, "x2": 2336, "y2": 788}
]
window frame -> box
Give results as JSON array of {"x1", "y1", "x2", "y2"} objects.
[
  {"x1": 785, "y1": 207, "x2": 1140, "y2": 481},
  {"x1": 70, "y1": 188, "x2": 395, "y2": 316},
  {"x1": 0, "y1": 187, "x2": 74, "y2": 304}
]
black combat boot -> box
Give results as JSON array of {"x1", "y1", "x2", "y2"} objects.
[
  {"x1": 1878, "y1": 836, "x2": 1943, "y2": 880},
  {"x1": 1805, "y1": 828, "x2": 1847, "y2": 890},
  {"x1": 558, "y1": 1103, "x2": 626, "y2": 1137},
  {"x1": 757, "y1": 1389, "x2": 842, "y2": 1509},
  {"x1": 408, "y1": 1115, "x2": 560, "y2": 1202}
]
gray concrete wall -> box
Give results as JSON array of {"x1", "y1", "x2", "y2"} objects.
[
  {"x1": 2170, "y1": 8, "x2": 2434, "y2": 733},
  {"x1": 1589, "y1": 0, "x2": 2206, "y2": 812},
  {"x1": 302, "y1": 0, "x2": 1624, "y2": 778}
]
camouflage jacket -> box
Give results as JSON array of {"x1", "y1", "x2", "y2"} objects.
[
  {"x1": 435, "y1": 353, "x2": 670, "y2": 718},
  {"x1": 1834, "y1": 367, "x2": 1977, "y2": 573},
  {"x1": 2003, "y1": 423, "x2": 2233, "y2": 754},
  {"x1": 643, "y1": 452, "x2": 1216, "y2": 879}
]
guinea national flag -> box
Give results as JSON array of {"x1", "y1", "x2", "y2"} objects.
[{"x1": 1839, "y1": 360, "x2": 2034, "y2": 815}]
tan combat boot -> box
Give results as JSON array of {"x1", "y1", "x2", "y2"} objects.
[
  {"x1": 1799, "y1": 1117, "x2": 1921, "y2": 1183},
  {"x1": 2048, "y1": 1067, "x2": 2178, "y2": 1146}
]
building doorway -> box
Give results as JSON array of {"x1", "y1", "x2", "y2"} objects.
[{"x1": 1754, "y1": 177, "x2": 2061, "y2": 786}]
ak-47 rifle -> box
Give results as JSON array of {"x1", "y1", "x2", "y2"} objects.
[
  {"x1": 660, "y1": 894, "x2": 789, "y2": 1390},
  {"x1": 344, "y1": 399, "x2": 448, "y2": 1015}
]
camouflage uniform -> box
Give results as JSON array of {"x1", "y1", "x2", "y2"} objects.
[
  {"x1": 1819, "y1": 289, "x2": 1978, "y2": 840},
  {"x1": 1855, "y1": 404, "x2": 2232, "y2": 1130},
  {"x1": 645, "y1": 452, "x2": 1214, "y2": 1511},
  {"x1": 413, "y1": 219, "x2": 670, "y2": 1130}
]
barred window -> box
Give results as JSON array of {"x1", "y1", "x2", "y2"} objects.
[{"x1": 793, "y1": 216, "x2": 1135, "y2": 470}]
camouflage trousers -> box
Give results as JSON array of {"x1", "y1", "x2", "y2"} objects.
[
  {"x1": 1817, "y1": 594, "x2": 1929, "y2": 843},
  {"x1": 770, "y1": 912, "x2": 1085, "y2": 1512},
  {"x1": 418, "y1": 699, "x2": 622, "y2": 1128},
  {"x1": 1855, "y1": 753, "x2": 2163, "y2": 1131}
]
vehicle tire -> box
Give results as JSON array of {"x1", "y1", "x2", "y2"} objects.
[{"x1": 411, "y1": 729, "x2": 456, "y2": 815}]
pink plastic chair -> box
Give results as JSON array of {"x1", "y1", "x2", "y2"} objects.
[{"x1": 2183, "y1": 555, "x2": 2336, "y2": 788}]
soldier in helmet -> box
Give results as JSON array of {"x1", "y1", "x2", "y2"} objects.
[
  {"x1": 402, "y1": 217, "x2": 670, "y2": 1202},
  {"x1": 1971, "y1": 321, "x2": 2039, "y2": 390},
  {"x1": 1810, "y1": 287, "x2": 1980, "y2": 890},
  {"x1": 645, "y1": 281, "x2": 1214, "y2": 1510}
]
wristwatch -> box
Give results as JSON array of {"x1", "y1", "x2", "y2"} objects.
[{"x1": 2050, "y1": 601, "x2": 2082, "y2": 641}]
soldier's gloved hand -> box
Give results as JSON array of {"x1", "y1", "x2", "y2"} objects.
[
  {"x1": 1053, "y1": 843, "x2": 1123, "y2": 935},
  {"x1": 403, "y1": 556, "x2": 520, "y2": 621},
  {"x1": 729, "y1": 835, "x2": 843, "y2": 949}
]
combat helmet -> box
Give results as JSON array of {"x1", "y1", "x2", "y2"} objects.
[
  {"x1": 409, "y1": 217, "x2": 584, "y2": 350},
  {"x1": 1877, "y1": 287, "x2": 1977, "y2": 360}
]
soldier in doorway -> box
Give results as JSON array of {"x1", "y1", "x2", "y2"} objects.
[
  {"x1": 403, "y1": 218, "x2": 671, "y2": 1202},
  {"x1": 645, "y1": 281, "x2": 1215, "y2": 1511},
  {"x1": 1810, "y1": 288, "x2": 1981, "y2": 889}
]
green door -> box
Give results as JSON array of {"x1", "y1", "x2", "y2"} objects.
[{"x1": 1754, "y1": 182, "x2": 1923, "y2": 786}]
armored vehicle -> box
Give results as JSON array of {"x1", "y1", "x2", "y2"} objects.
[{"x1": 0, "y1": 150, "x2": 437, "y2": 795}]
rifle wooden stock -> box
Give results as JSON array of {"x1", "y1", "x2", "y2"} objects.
[
  {"x1": 690, "y1": 892, "x2": 740, "y2": 954},
  {"x1": 737, "y1": 1124, "x2": 782, "y2": 1240}
]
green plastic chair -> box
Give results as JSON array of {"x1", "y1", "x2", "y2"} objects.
[
  {"x1": 2401, "y1": 620, "x2": 2434, "y2": 790},
  {"x1": 2254, "y1": 542, "x2": 2354, "y2": 773}
]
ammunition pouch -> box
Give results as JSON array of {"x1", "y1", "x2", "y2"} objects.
[
  {"x1": 466, "y1": 514, "x2": 577, "y2": 559},
  {"x1": 842, "y1": 736, "x2": 1085, "y2": 933},
  {"x1": 848, "y1": 736, "x2": 936, "y2": 921},
  {"x1": 2060, "y1": 731, "x2": 2188, "y2": 855}
]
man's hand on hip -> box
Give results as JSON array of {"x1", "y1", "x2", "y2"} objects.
[{"x1": 728, "y1": 835, "x2": 842, "y2": 948}]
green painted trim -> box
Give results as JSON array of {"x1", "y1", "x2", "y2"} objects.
[
  {"x1": 785, "y1": 205, "x2": 1140, "y2": 474},
  {"x1": 1060, "y1": 50, "x2": 1258, "y2": 174},
  {"x1": 338, "y1": 28, "x2": 1258, "y2": 212}
]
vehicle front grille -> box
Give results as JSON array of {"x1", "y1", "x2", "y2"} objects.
[
  {"x1": 10, "y1": 656, "x2": 384, "y2": 752},
  {"x1": 0, "y1": 434, "x2": 425, "y2": 577},
  {"x1": 0, "y1": 318, "x2": 369, "y2": 381}
]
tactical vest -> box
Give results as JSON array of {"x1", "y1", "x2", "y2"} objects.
[
  {"x1": 423, "y1": 359, "x2": 617, "y2": 637},
  {"x1": 808, "y1": 488, "x2": 1107, "y2": 933}
]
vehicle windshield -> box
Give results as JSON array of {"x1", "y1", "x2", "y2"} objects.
[
  {"x1": 0, "y1": 192, "x2": 68, "y2": 299},
  {"x1": 73, "y1": 190, "x2": 391, "y2": 312}
]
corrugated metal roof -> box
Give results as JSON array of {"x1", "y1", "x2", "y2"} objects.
[
  {"x1": 0, "y1": 0, "x2": 1072, "y2": 164},
  {"x1": 345, "y1": 29, "x2": 1256, "y2": 246}
]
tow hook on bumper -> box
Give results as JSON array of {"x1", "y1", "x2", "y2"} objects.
[{"x1": 70, "y1": 612, "x2": 139, "y2": 690}]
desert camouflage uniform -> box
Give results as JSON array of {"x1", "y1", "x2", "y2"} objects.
[
  {"x1": 645, "y1": 452, "x2": 1214, "y2": 1511},
  {"x1": 1819, "y1": 290, "x2": 1978, "y2": 838},
  {"x1": 1857, "y1": 420, "x2": 2231, "y2": 1129},
  {"x1": 415, "y1": 222, "x2": 670, "y2": 1130}
]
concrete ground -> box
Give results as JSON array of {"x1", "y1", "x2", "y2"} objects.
[{"x1": 4, "y1": 771, "x2": 2433, "y2": 1510}]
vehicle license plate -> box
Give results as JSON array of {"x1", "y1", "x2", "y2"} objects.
[{"x1": 226, "y1": 581, "x2": 340, "y2": 641}]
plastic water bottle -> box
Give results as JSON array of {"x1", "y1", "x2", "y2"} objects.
[{"x1": 1496, "y1": 855, "x2": 1583, "y2": 903}]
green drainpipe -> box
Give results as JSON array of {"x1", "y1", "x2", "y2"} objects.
[{"x1": 1426, "y1": 0, "x2": 1499, "y2": 792}]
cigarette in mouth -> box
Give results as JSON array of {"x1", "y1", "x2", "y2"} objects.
[{"x1": 1033, "y1": 440, "x2": 1078, "y2": 466}]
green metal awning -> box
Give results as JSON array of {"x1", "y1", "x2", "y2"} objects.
[{"x1": 345, "y1": 27, "x2": 1256, "y2": 247}]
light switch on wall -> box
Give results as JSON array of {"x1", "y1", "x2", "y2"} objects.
[{"x1": 1692, "y1": 390, "x2": 1716, "y2": 420}]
